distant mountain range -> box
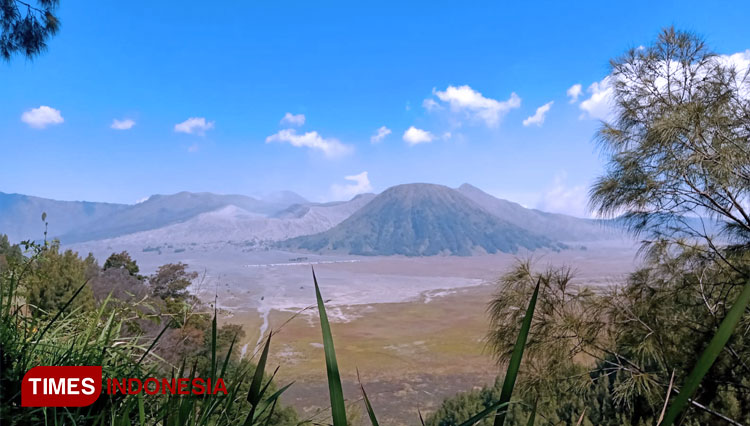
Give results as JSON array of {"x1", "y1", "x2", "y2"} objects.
[
  {"x1": 0, "y1": 191, "x2": 308, "y2": 243},
  {"x1": 0, "y1": 183, "x2": 621, "y2": 256}
]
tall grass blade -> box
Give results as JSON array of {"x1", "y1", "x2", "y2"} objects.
[
  {"x1": 244, "y1": 333, "x2": 272, "y2": 426},
  {"x1": 661, "y1": 280, "x2": 750, "y2": 426},
  {"x1": 493, "y1": 278, "x2": 540, "y2": 426},
  {"x1": 31, "y1": 280, "x2": 88, "y2": 346},
  {"x1": 137, "y1": 322, "x2": 171, "y2": 366},
  {"x1": 458, "y1": 401, "x2": 510, "y2": 426},
  {"x1": 312, "y1": 267, "x2": 347, "y2": 426},
  {"x1": 219, "y1": 334, "x2": 237, "y2": 380},
  {"x1": 138, "y1": 392, "x2": 146, "y2": 426},
  {"x1": 526, "y1": 401, "x2": 537, "y2": 426},
  {"x1": 253, "y1": 382, "x2": 294, "y2": 422},
  {"x1": 211, "y1": 307, "x2": 217, "y2": 382},
  {"x1": 357, "y1": 369, "x2": 379, "y2": 426}
]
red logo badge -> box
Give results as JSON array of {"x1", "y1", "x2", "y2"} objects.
[{"x1": 22, "y1": 366, "x2": 102, "y2": 407}]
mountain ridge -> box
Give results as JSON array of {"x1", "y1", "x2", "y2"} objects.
[
  {"x1": 1, "y1": 185, "x2": 620, "y2": 256},
  {"x1": 281, "y1": 183, "x2": 565, "y2": 256}
]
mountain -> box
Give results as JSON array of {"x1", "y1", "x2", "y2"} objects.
[
  {"x1": 282, "y1": 184, "x2": 562, "y2": 256},
  {"x1": 0, "y1": 192, "x2": 128, "y2": 242},
  {"x1": 0, "y1": 191, "x2": 311, "y2": 244},
  {"x1": 456, "y1": 184, "x2": 617, "y2": 241},
  {"x1": 58, "y1": 192, "x2": 282, "y2": 243},
  {"x1": 73, "y1": 192, "x2": 377, "y2": 246}
]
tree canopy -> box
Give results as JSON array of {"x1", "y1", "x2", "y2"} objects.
[
  {"x1": 0, "y1": 0, "x2": 60, "y2": 60},
  {"x1": 590, "y1": 28, "x2": 750, "y2": 259}
]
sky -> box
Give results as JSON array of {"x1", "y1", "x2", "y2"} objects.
[{"x1": 2, "y1": 0, "x2": 750, "y2": 217}]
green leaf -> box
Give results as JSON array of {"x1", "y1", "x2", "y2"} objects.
[
  {"x1": 661, "y1": 280, "x2": 750, "y2": 425},
  {"x1": 357, "y1": 369, "x2": 379, "y2": 426},
  {"x1": 494, "y1": 278, "x2": 540, "y2": 426},
  {"x1": 313, "y1": 267, "x2": 348, "y2": 426},
  {"x1": 526, "y1": 401, "x2": 537, "y2": 426},
  {"x1": 253, "y1": 382, "x2": 294, "y2": 422},
  {"x1": 138, "y1": 391, "x2": 146, "y2": 426},
  {"x1": 219, "y1": 334, "x2": 237, "y2": 380},
  {"x1": 244, "y1": 333, "x2": 272, "y2": 426},
  {"x1": 211, "y1": 307, "x2": 217, "y2": 382},
  {"x1": 459, "y1": 400, "x2": 511, "y2": 426}
]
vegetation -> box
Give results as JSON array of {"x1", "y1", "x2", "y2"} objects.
[
  {"x1": 429, "y1": 27, "x2": 750, "y2": 426},
  {"x1": 0, "y1": 0, "x2": 60, "y2": 60},
  {"x1": 0, "y1": 231, "x2": 298, "y2": 425}
]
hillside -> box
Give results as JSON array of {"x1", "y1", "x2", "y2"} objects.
[
  {"x1": 71, "y1": 193, "x2": 377, "y2": 247},
  {"x1": 0, "y1": 192, "x2": 129, "y2": 242},
  {"x1": 0, "y1": 191, "x2": 309, "y2": 244},
  {"x1": 456, "y1": 184, "x2": 617, "y2": 241},
  {"x1": 282, "y1": 184, "x2": 562, "y2": 256}
]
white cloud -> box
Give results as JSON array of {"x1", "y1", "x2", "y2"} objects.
[
  {"x1": 422, "y1": 98, "x2": 441, "y2": 111},
  {"x1": 430, "y1": 85, "x2": 521, "y2": 127},
  {"x1": 719, "y1": 50, "x2": 750, "y2": 98},
  {"x1": 578, "y1": 49, "x2": 750, "y2": 122},
  {"x1": 566, "y1": 84, "x2": 582, "y2": 103},
  {"x1": 174, "y1": 117, "x2": 215, "y2": 135},
  {"x1": 536, "y1": 172, "x2": 588, "y2": 217},
  {"x1": 370, "y1": 126, "x2": 391, "y2": 144},
  {"x1": 721, "y1": 49, "x2": 750, "y2": 73},
  {"x1": 21, "y1": 106, "x2": 64, "y2": 129},
  {"x1": 579, "y1": 77, "x2": 614, "y2": 121},
  {"x1": 402, "y1": 126, "x2": 434, "y2": 145},
  {"x1": 265, "y1": 129, "x2": 352, "y2": 158},
  {"x1": 280, "y1": 112, "x2": 306, "y2": 127},
  {"x1": 522, "y1": 101, "x2": 553, "y2": 127},
  {"x1": 111, "y1": 118, "x2": 135, "y2": 130},
  {"x1": 188, "y1": 143, "x2": 199, "y2": 153},
  {"x1": 331, "y1": 171, "x2": 373, "y2": 200}
]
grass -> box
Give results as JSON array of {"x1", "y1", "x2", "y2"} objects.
[{"x1": 0, "y1": 248, "x2": 290, "y2": 425}]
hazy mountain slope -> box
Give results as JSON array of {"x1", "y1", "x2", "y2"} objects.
[
  {"x1": 456, "y1": 184, "x2": 617, "y2": 241},
  {"x1": 282, "y1": 184, "x2": 561, "y2": 256},
  {"x1": 58, "y1": 192, "x2": 284, "y2": 243},
  {"x1": 273, "y1": 193, "x2": 376, "y2": 219},
  {"x1": 80, "y1": 192, "x2": 376, "y2": 246},
  {"x1": 0, "y1": 192, "x2": 128, "y2": 242},
  {"x1": 262, "y1": 190, "x2": 308, "y2": 208}
]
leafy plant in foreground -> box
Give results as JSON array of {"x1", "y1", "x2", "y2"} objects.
[{"x1": 312, "y1": 267, "x2": 533, "y2": 426}]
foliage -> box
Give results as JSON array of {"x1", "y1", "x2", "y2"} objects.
[
  {"x1": 431, "y1": 27, "x2": 750, "y2": 426},
  {"x1": 430, "y1": 251, "x2": 750, "y2": 425},
  {"x1": 0, "y1": 0, "x2": 60, "y2": 60},
  {"x1": 24, "y1": 240, "x2": 97, "y2": 316},
  {"x1": 149, "y1": 262, "x2": 198, "y2": 302},
  {"x1": 590, "y1": 27, "x2": 750, "y2": 260},
  {"x1": 0, "y1": 235, "x2": 298, "y2": 425},
  {"x1": 103, "y1": 251, "x2": 142, "y2": 278}
]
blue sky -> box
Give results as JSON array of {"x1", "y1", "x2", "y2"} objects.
[{"x1": 2, "y1": 0, "x2": 750, "y2": 217}]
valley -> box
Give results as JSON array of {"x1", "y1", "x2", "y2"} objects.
[
  {"x1": 68, "y1": 243, "x2": 639, "y2": 424},
  {"x1": 2, "y1": 182, "x2": 640, "y2": 424}
]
